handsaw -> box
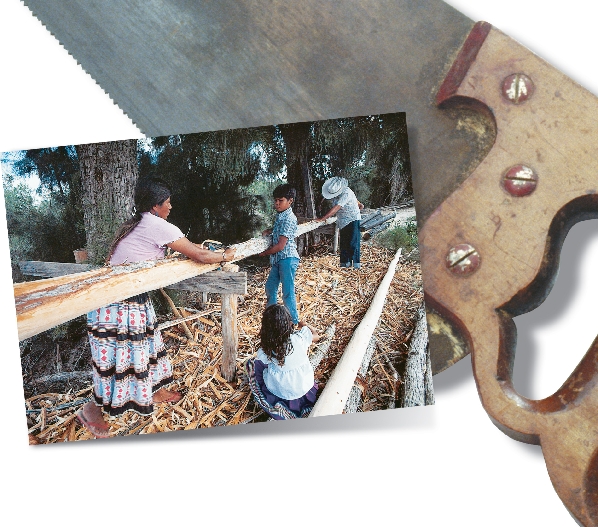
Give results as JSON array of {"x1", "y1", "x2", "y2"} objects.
[{"x1": 11, "y1": 0, "x2": 598, "y2": 523}]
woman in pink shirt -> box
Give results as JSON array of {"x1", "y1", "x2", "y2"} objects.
[{"x1": 77, "y1": 177, "x2": 235, "y2": 438}]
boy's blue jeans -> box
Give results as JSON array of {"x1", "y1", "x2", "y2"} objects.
[{"x1": 265, "y1": 257, "x2": 300, "y2": 324}]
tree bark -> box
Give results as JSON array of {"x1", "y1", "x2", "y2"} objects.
[
  {"x1": 309, "y1": 323, "x2": 336, "y2": 370},
  {"x1": 76, "y1": 140, "x2": 139, "y2": 265},
  {"x1": 279, "y1": 122, "x2": 315, "y2": 218},
  {"x1": 343, "y1": 337, "x2": 377, "y2": 413},
  {"x1": 402, "y1": 304, "x2": 432, "y2": 407}
]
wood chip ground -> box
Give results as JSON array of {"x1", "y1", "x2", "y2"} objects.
[{"x1": 25, "y1": 244, "x2": 425, "y2": 443}]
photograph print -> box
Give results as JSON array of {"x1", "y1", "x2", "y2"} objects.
[{"x1": 2, "y1": 112, "x2": 432, "y2": 443}]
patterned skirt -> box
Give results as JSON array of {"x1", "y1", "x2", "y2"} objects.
[
  {"x1": 87, "y1": 293, "x2": 173, "y2": 417},
  {"x1": 245, "y1": 358, "x2": 318, "y2": 420}
]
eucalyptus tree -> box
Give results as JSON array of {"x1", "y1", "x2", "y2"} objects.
[{"x1": 76, "y1": 139, "x2": 139, "y2": 265}]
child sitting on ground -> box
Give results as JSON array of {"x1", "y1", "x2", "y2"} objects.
[
  {"x1": 258, "y1": 183, "x2": 301, "y2": 324},
  {"x1": 246, "y1": 305, "x2": 320, "y2": 420}
]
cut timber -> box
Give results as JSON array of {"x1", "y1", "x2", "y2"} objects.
[
  {"x1": 310, "y1": 248, "x2": 402, "y2": 417},
  {"x1": 424, "y1": 340, "x2": 435, "y2": 406},
  {"x1": 14, "y1": 217, "x2": 336, "y2": 341},
  {"x1": 309, "y1": 323, "x2": 336, "y2": 370},
  {"x1": 332, "y1": 225, "x2": 339, "y2": 254},
  {"x1": 360, "y1": 210, "x2": 381, "y2": 230},
  {"x1": 19, "y1": 261, "x2": 93, "y2": 277},
  {"x1": 362, "y1": 212, "x2": 395, "y2": 231},
  {"x1": 220, "y1": 265, "x2": 241, "y2": 382},
  {"x1": 402, "y1": 304, "x2": 432, "y2": 407},
  {"x1": 220, "y1": 293, "x2": 239, "y2": 382},
  {"x1": 18, "y1": 261, "x2": 247, "y2": 296},
  {"x1": 344, "y1": 337, "x2": 377, "y2": 414},
  {"x1": 166, "y1": 271, "x2": 247, "y2": 294},
  {"x1": 362, "y1": 219, "x2": 394, "y2": 241}
]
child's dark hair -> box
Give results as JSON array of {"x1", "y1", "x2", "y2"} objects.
[
  {"x1": 106, "y1": 177, "x2": 172, "y2": 263},
  {"x1": 259, "y1": 304, "x2": 294, "y2": 366},
  {"x1": 272, "y1": 183, "x2": 296, "y2": 201}
]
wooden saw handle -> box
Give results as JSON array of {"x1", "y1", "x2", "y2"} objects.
[{"x1": 420, "y1": 22, "x2": 598, "y2": 525}]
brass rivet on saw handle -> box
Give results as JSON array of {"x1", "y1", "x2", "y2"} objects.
[
  {"x1": 502, "y1": 73, "x2": 535, "y2": 104},
  {"x1": 503, "y1": 165, "x2": 539, "y2": 197},
  {"x1": 446, "y1": 243, "x2": 481, "y2": 276}
]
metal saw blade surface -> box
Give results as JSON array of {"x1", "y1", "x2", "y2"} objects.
[{"x1": 22, "y1": 0, "x2": 486, "y2": 372}]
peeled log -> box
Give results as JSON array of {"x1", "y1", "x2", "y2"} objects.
[
  {"x1": 310, "y1": 248, "x2": 402, "y2": 417},
  {"x1": 13, "y1": 218, "x2": 336, "y2": 341},
  {"x1": 402, "y1": 304, "x2": 432, "y2": 407}
]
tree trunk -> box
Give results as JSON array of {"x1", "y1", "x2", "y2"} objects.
[
  {"x1": 279, "y1": 122, "x2": 315, "y2": 218},
  {"x1": 76, "y1": 140, "x2": 139, "y2": 265}
]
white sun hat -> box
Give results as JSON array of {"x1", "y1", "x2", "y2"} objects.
[{"x1": 321, "y1": 177, "x2": 348, "y2": 199}]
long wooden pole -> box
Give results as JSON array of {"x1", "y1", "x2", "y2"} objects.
[
  {"x1": 310, "y1": 248, "x2": 402, "y2": 418},
  {"x1": 14, "y1": 218, "x2": 336, "y2": 341}
]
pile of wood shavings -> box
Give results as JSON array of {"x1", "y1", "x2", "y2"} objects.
[{"x1": 26, "y1": 244, "x2": 424, "y2": 444}]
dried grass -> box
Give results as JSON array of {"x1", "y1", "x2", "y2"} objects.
[{"x1": 25, "y1": 244, "x2": 424, "y2": 443}]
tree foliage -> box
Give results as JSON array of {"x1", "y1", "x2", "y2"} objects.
[
  {"x1": 139, "y1": 126, "x2": 283, "y2": 245},
  {"x1": 3, "y1": 114, "x2": 412, "y2": 268}
]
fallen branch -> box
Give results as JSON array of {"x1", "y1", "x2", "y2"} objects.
[
  {"x1": 310, "y1": 248, "x2": 402, "y2": 417},
  {"x1": 160, "y1": 288, "x2": 196, "y2": 343},
  {"x1": 155, "y1": 307, "x2": 219, "y2": 331}
]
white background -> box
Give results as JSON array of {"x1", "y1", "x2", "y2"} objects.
[{"x1": 1, "y1": 1, "x2": 596, "y2": 525}]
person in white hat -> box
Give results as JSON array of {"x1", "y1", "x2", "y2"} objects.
[{"x1": 318, "y1": 176, "x2": 364, "y2": 268}]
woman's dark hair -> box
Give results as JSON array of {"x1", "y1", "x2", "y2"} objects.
[
  {"x1": 259, "y1": 304, "x2": 294, "y2": 366},
  {"x1": 272, "y1": 184, "x2": 296, "y2": 201},
  {"x1": 106, "y1": 177, "x2": 172, "y2": 264}
]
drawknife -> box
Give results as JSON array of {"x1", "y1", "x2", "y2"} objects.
[{"x1": 15, "y1": 0, "x2": 598, "y2": 524}]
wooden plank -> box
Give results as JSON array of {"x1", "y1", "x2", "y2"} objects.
[
  {"x1": 18, "y1": 261, "x2": 92, "y2": 277},
  {"x1": 166, "y1": 271, "x2": 247, "y2": 294},
  {"x1": 18, "y1": 261, "x2": 247, "y2": 294},
  {"x1": 13, "y1": 217, "x2": 336, "y2": 341},
  {"x1": 18, "y1": 262, "x2": 248, "y2": 312}
]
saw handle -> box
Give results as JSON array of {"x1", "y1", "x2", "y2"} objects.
[{"x1": 420, "y1": 22, "x2": 598, "y2": 525}]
